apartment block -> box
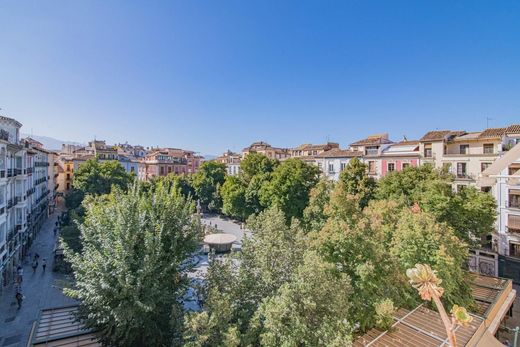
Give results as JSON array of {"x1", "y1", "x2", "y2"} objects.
[
  {"x1": 216, "y1": 150, "x2": 241, "y2": 176},
  {"x1": 0, "y1": 116, "x2": 55, "y2": 294},
  {"x1": 138, "y1": 148, "x2": 203, "y2": 181}
]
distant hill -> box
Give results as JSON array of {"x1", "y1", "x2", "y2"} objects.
[
  {"x1": 21, "y1": 133, "x2": 84, "y2": 151},
  {"x1": 202, "y1": 154, "x2": 217, "y2": 160}
]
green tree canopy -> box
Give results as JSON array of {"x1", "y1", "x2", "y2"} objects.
[
  {"x1": 256, "y1": 251, "x2": 352, "y2": 347},
  {"x1": 338, "y1": 157, "x2": 376, "y2": 208},
  {"x1": 220, "y1": 175, "x2": 249, "y2": 220},
  {"x1": 376, "y1": 165, "x2": 496, "y2": 245},
  {"x1": 259, "y1": 158, "x2": 320, "y2": 220},
  {"x1": 303, "y1": 178, "x2": 335, "y2": 232},
  {"x1": 73, "y1": 157, "x2": 133, "y2": 196},
  {"x1": 64, "y1": 183, "x2": 201, "y2": 347},
  {"x1": 184, "y1": 207, "x2": 306, "y2": 346},
  {"x1": 192, "y1": 161, "x2": 227, "y2": 211},
  {"x1": 239, "y1": 153, "x2": 278, "y2": 183}
]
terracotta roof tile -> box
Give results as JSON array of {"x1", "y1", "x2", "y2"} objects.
[
  {"x1": 315, "y1": 149, "x2": 363, "y2": 158},
  {"x1": 420, "y1": 130, "x2": 465, "y2": 141},
  {"x1": 350, "y1": 136, "x2": 393, "y2": 146},
  {"x1": 478, "y1": 127, "x2": 507, "y2": 139},
  {"x1": 506, "y1": 124, "x2": 520, "y2": 134}
]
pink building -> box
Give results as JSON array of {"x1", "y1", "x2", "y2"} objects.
[
  {"x1": 379, "y1": 140, "x2": 420, "y2": 177},
  {"x1": 138, "y1": 148, "x2": 203, "y2": 181}
]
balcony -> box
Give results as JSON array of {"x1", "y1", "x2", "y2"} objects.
[
  {"x1": 26, "y1": 167, "x2": 33, "y2": 174},
  {"x1": 7, "y1": 198, "x2": 15, "y2": 209}
]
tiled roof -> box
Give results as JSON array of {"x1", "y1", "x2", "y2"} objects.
[
  {"x1": 478, "y1": 127, "x2": 507, "y2": 139},
  {"x1": 293, "y1": 142, "x2": 339, "y2": 151},
  {"x1": 420, "y1": 130, "x2": 465, "y2": 141},
  {"x1": 507, "y1": 124, "x2": 520, "y2": 134},
  {"x1": 394, "y1": 140, "x2": 419, "y2": 146},
  {"x1": 350, "y1": 136, "x2": 394, "y2": 146},
  {"x1": 315, "y1": 149, "x2": 363, "y2": 158}
]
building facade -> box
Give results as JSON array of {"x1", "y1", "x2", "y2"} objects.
[
  {"x1": 0, "y1": 116, "x2": 55, "y2": 295},
  {"x1": 315, "y1": 148, "x2": 363, "y2": 181},
  {"x1": 216, "y1": 150, "x2": 241, "y2": 176},
  {"x1": 242, "y1": 141, "x2": 290, "y2": 160},
  {"x1": 138, "y1": 148, "x2": 203, "y2": 181}
]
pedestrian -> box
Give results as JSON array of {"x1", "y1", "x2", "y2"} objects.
[
  {"x1": 15, "y1": 292, "x2": 23, "y2": 309},
  {"x1": 42, "y1": 258, "x2": 47, "y2": 272},
  {"x1": 17, "y1": 266, "x2": 23, "y2": 283},
  {"x1": 53, "y1": 227, "x2": 57, "y2": 237},
  {"x1": 35, "y1": 252, "x2": 40, "y2": 260},
  {"x1": 32, "y1": 259, "x2": 38, "y2": 273}
]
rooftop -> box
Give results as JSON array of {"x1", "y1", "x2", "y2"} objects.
[
  {"x1": 315, "y1": 148, "x2": 363, "y2": 158},
  {"x1": 354, "y1": 274, "x2": 515, "y2": 347},
  {"x1": 420, "y1": 130, "x2": 466, "y2": 142}
]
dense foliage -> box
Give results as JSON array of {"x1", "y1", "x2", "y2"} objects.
[
  {"x1": 191, "y1": 161, "x2": 227, "y2": 212},
  {"x1": 376, "y1": 164, "x2": 496, "y2": 245},
  {"x1": 65, "y1": 183, "x2": 201, "y2": 346}
]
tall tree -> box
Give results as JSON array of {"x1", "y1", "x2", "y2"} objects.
[
  {"x1": 377, "y1": 165, "x2": 496, "y2": 245},
  {"x1": 220, "y1": 175, "x2": 249, "y2": 220},
  {"x1": 338, "y1": 157, "x2": 376, "y2": 208},
  {"x1": 64, "y1": 184, "x2": 201, "y2": 347},
  {"x1": 239, "y1": 153, "x2": 278, "y2": 183},
  {"x1": 256, "y1": 251, "x2": 352, "y2": 347},
  {"x1": 184, "y1": 207, "x2": 306, "y2": 346},
  {"x1": 303, "y1": 178, "x2": 335, "y2": 232},
  {"x1": 259, "y1": 158, "x2": 320, "y2": 220},
  {"x1": 191, "y1": 161, "x2": 227, "y2": 211},
  {"x1": 73, "y1": 158, "x2": 133, "y2": 196}
]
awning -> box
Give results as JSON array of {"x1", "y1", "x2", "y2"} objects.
[{"x1": 510, "y1": 189, "x2": 520, "y2": 195}]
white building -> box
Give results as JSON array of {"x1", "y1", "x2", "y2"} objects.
[
  {"x1": 314, "y1": 148, "x2": 363, "y2": 181},
  {"x1": 0, "y1": 116, "x2": 55, "y2": 294},
  {"x1": 479, "y1": 142, "x2": 520, "y2": 257}
]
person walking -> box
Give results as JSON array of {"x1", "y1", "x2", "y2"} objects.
[
  {"x1": 15, "y1": 292, "x2": 23, "y2": 309},
  {"x1": 31, "y1": 259, "x2": 38, "y2": 273},
  {"x1": 42, "y1": 258, "x2": 47, "y2": 272}
]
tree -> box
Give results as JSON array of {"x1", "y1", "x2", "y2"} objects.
[
  {"x1": 338, "y1": 157, "x2": 376, "y2": 208},
  {"x1": 153, "y1": 174, "x2": 195, "y2": 199},
  {"x1": 73, "y1": 158, "x2": 133, "y2": 196},
  {"x1": 64, "y1": 183, "x2": 201, "y2": 347},
  {"x1": 220, "y1": 175, "x2": 249, "y2": 220},
  {"x1": 391, "y1": 208, "x2": 474, "y2": 310},
  {"x1": 259, "y1": 158, "x2": 320, "y2": 220},
  {"x1": 192, "y1": 161, "x2": 226, "y2": 211},
  {"x1": 313, "y1": 198, "x2": 474, "y2": 332},
  {"x1": 183, "y1": 207, "x2": 306, "y2": 346},
  {"x1": 303, "y1": 178, "x2": 334, "y2": 232},
  {"x1": 376, "y1": 165, "x2": 496, "y2": 245},
  {"x1": 239, "y1": 153, "x2": 278, "y2": 183},
  {"x1": 256, "y1": 251, "x2": 352, "y2": 347}
]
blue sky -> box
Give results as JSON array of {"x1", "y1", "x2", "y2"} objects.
[{"x1": 1, "y1": 1, "x2": 519, "y2": 154}]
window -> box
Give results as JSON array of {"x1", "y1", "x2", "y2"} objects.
[
  {"x1": 456, "y1": 162, "x2": 467, "y2": 178},
  {"x1": 387, "y1": 163, "x2": 395, "y2": 172},
  {"x1": 457, "y1": 185, "x2": 465, "y2": 193},
  {"x1": 424, "y1": 144, "x2": 432, "y2": 158},
  {"x1": 160, "y1": 167, "x2": 165, "y2": 175},
  {"x1": 340, "y1": 163, "x2": 346, "y2": 171},
  {"x1": 481, "y1": 162, "x2": 491, "y2": 172},
  {"x1": 365, "y1": 146, "x2": 378, "y2": 156},
  {"x1": 510, "y1": 242, "x2": 520, "y2": 257},
  {"x1": 66, "y1": 183, "x2": 70, "y2": 190},
  {"x1": 130, "y1": 167, "x2": 135, "y2": 173},
  {"x1": 483, "y1": 144, "x2": 494, "y2": 154},
  {"x1": 510, "y1": 190, "x2": 520, "y2": 209},
  {"x1": 66, "y1": 173, "x2": 70, "y2": 180},
  {"x1": 328, "y1": 163, "x2": 334, "y2": 173},
  {"x1": 402, "y1": 163, "x2": 410, "y2": 169},
  {"x1": 368, "y1": 161, "x2": 376, "y2": 174},
  {"x1": 442, "y1": 163, "x2": 452, "y2": 173},
  {"x1": 459, "y1": 144, "x2": 469, "y2": 154}
]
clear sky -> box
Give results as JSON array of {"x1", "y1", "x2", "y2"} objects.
[{"x1": 1, "y1": 1, "x2": 519, "y2": 155}]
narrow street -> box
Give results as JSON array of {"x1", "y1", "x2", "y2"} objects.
[{"x1": 0, "y1": 210, "x2": 76, "y2": 347}]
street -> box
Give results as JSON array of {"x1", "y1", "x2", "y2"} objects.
[{"x1": 0, "y1": 211, "x2": 76, "y2": 347}]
